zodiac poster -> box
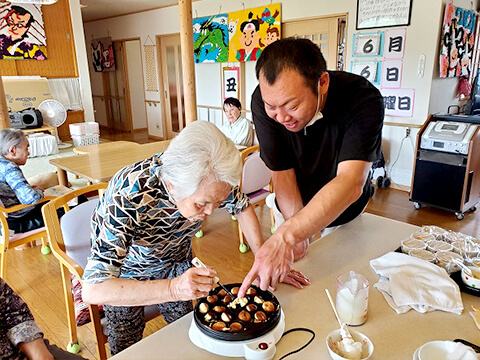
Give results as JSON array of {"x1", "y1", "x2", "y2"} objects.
[
  {"x1": 0, "y1": 2, "x2": 47, "y2": 60},
  {"x1": 91, "y1": 37, "x2": 115, "y2": 72},
  {"x1": 193, "y1": 14, "x2": 229, "y2": 63},
  {"x1": 228, "y1": 4, "x2": 281, "y2": 62},
  {"x1": 439, "y1": 3, "x2": 476, "y2": 78}
]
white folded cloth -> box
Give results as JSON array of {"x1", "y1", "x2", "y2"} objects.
[{"x1": 370, "y1": 252, "x2": 463, "y2": 315}]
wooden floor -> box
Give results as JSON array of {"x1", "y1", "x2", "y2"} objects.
[{"x1": 4, "y1": 129, "x2": 479, "y2": 359}]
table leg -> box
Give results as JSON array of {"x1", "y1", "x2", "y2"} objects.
[{"x1": 57, "y1": 169, "x2": 68, "y2": 187}]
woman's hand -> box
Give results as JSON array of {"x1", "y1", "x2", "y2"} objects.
[
  {"x1": 281, "y1": 269, "x2": 310, "y2": 289},
  {"x1": 168, "y1": 267, "x2": 217, "y2": 301}
]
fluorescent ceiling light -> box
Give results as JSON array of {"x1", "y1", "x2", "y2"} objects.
[{"x1": 10, "y1": 0, "x2": 58, "y2": 4}]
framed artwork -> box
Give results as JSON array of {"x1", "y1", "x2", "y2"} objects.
[
  {"x1": 0, "y1": 2, "x2": 47, "y2": 60},
  {"x1": 223, "y1": 66, "x2": 239, "y2": 100},
  {"x1": 91, "y1": 37, "x2": 115, "y2": 72},
  {"x1": 357, "y1": 0, "x2": 413, "y2": 30},
  {"x1": 384, "y1": 28, "x2": 406, "y2": 59},
  {"x1": 439, "y1": 4, "x2": 476, "y2": 78},
  {"x1": 353, "y1": 33, "x2": 383, "y2": 57},
  {"x1": 381, "y1": 59, "x2": 403, "y2": 88},
  {"x1": 228, "y1": 4, "x2": 281, "y2": 62},
  {"x1": 193, "y1": 14, "x2": 229, "y2": 63},
  {"x1": 351, "y1": 60, "x2": 381, "y2": 85}
]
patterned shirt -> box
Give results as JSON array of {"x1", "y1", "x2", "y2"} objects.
[
  {"x1": 0, "y1": 279, "x2": 44, "y2": 360},
  {"x1": 0, "y1": 157, "x2": 43, "y2": 218},
  {"x1": 83, "y1": 153, "x2": 249, "y2": 284}
]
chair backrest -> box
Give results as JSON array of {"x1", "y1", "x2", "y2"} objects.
[
  {"x1": 241, "y1": 151, "x2": 271, "y2": 195},
  {"x1": 42, "y1": 183, "x2": 108, "y2": 278},
  {"x1": 60, "y1": 198, "x2": 100, "y2": 269}
]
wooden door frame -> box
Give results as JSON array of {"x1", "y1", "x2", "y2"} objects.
[
  {"x1": 101, "y1": 38, "x2": 141, "y2": 133},
  {"x1": 281, "y1": 13, "x2": 348, "y2": 69},
  {"x1": 156, "y1": 33, "x2": 183, "y2": 139}
]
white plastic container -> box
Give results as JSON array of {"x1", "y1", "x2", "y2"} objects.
[
  {"x1": 71, "y1": 134, "x2": 100, "y2": 147},
  {"x1": 69, "y1": 122, "x2": 100, "y2": 136}
]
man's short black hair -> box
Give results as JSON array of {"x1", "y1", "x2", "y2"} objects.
[
  {"x1": 223, "y1": 97, "x2": 242, "y2": 110},
  {"x1": 255, "y1": 38, "x2": 327, "y2": 95}
]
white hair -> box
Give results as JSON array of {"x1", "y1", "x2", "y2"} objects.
[
  {"x1": 161, "y1": 121, "x2": 242, "y2": 200},
  {"x1": 0, "y1": 129, "x2": 26, "y2": 156}
]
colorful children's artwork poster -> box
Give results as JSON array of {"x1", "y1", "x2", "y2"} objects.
[
  {"x1": 91, "y1": 37, "x2": 115, "y2": 72},
  {"x1": 228, "y1": 4, "x2": 281, "y2": 62},
  {"x1": 0, "y1": 2, "x2": 47, "y2": 60},
  {"x1": 193, "y1": 14, "x2": 229, "y2": 63},
  {"x1": 439, "y1": 3, "x2": 476, "y2": 78}
]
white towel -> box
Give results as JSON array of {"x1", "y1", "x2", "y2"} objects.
[{"x1": 370, "y1": 252, "x2": 463, "y2": 315}]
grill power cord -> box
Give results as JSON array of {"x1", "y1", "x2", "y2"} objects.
[{"x1": 278, "y1": 328, "x2": 316, "y2": 360}]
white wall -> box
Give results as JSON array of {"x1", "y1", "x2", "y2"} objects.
[
  {"x1": 83, "y1": 0, "x2": 453, "y2": 187},
  {"x1": 69, "y1": 0, "x2": 94, "y2": 122},
  {"x1": 125, "y1": 40, "x2": 148, "y2": 130}
]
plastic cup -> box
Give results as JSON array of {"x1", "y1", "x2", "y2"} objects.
[{"x1": 336, "y1": 271, "x2": 369, "y2": 326}]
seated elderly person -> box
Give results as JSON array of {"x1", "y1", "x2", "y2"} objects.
[
  {"x1": 82, "y1": 121, "x2": 293, "y2": 354},
  {"x1": 0, "y1": 278, "x2": 86, "y2": 360},
  {"x1": 0, "y1": 129, "x2": 46, "y2": 233},
  {"x1": 221, "y1": 97, "x2": 254, "y2": 147}
]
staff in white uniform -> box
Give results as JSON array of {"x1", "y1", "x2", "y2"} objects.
[{"x1": 221, "y1": 97, "x2": 254, "y2": 147}]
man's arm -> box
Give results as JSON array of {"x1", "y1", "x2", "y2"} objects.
[
  {"x1": 235, "y1": 205, "x2": 263, "y2": 254},
  {"x1": 239, "y1": 160, "x2": 371, "y2": 296},
  {"x1": 272, "y1": 169, "x2": 309, "y2": 260},
  {"x1": 272, "y1": 169, "x2": 303, "y2": 220},
  {"x1": 18, "y1": 338, "x2": 53, "y2": 360},
  {"x1": 82, "y1": 266, "x2": 217, "y2": 306}
]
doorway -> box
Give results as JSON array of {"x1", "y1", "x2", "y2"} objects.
[
  {"x1": 101, "y1": 39, "x2": 147, "y2": 134},
  {"x1": 157, "y1": 34, "x2": 185, "y2": 139},
  {"x1": 282, "y1": 15, "x2": 347, "y2": 70}
]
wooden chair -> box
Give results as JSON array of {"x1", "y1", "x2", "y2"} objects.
[
  {"x1": 42, "y1": 182, "x2": 162, "y2": 359},
  {"x1": 0, "y1": 197, "x2": 54, "y2": 278},
  {"x1": 42, "y1": 183, "x2": 109, "y2": 360},
  {"x1": 237, "y1": 145, "x2": 273, "y2": 252}
]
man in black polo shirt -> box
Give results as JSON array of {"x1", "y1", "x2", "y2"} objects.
[{"x1": 238, "y1": 38, "x2": 384, "y2": 297}]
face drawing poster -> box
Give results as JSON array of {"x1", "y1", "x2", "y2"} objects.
[
  {"x1": 0, "y1": 2, "x2": 47, "y2": 60},
  {"x1": 228, "y1": 4, "x2": 281, "y2": 62},
  {"x1": 193, "y1": 14, "x2": 229, "y2": 63},
  {"x1": 439, "y1": 3, "x2": 476, "y2": 78},
  {"x1": 91, "y1": 37, "x2": 116, "y2": 72}
]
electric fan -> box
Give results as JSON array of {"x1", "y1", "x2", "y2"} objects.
[{"x1": 38, "y1": 99, "x2": 71, "y2": 149}]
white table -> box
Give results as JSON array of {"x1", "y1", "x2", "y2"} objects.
[{"x1": 110, "y1": 213, "x2": 480, "y2": 359}]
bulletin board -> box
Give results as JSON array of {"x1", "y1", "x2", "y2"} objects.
[{"x1": 356, "y1": 0, "x2": 412, "y2": 30}]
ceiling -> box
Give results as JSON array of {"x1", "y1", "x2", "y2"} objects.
[{"x1": 80, "y1": 0, "x2": 179, "y2": 22}]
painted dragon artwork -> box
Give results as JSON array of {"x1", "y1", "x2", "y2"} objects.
[{"x1": 193, "y1": 14, "x2": 229, "y2": 63}]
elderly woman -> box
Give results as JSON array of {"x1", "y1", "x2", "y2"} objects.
[
  {"x1": 221, "y1": 97, "x2": 254, "y2": 147},
  {"x1": 0, "y1": 129, "x2": 45, "y2": 233},
  {"x1": 81, "y1": 121, "x2": 266, "y2": 354}
]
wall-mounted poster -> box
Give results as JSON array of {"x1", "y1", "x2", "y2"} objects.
[
  {"x1": 223, "y1": 66, "x2": 239, "y2": 100},
  {"x1": 0, "y1": 2, "x2": 47, "y2": 60},
  {"x1": 353, "y1": 33, "x2": 383, "y2": 57},
  {"x1": 381, "y1": 59, "x2": 403, "y2": 88},
  {"x1": 193, "y1": 14, "x2": 229, "y2": 63},
  {"x1": 351, "y1": 60, "x2": 380, "y2": 84},
  {"x1": 384, "y1": 28, "x2": 406, "y2": 59},
  {"x1": 382, "y1": 88, "x2": 414, "y2": 117},
  {"x1": 357, "y1": 0, "x2": 412, "y2": 30},
  {"x1": 228, "y1": 4, "x2": 281, "y2": 62},
  {"x1": 439, "y1": 3, "x2": 476, "y2": 78},
  {"x1": 91, "y1": 37, "x2": 115, "y2": 72}
]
